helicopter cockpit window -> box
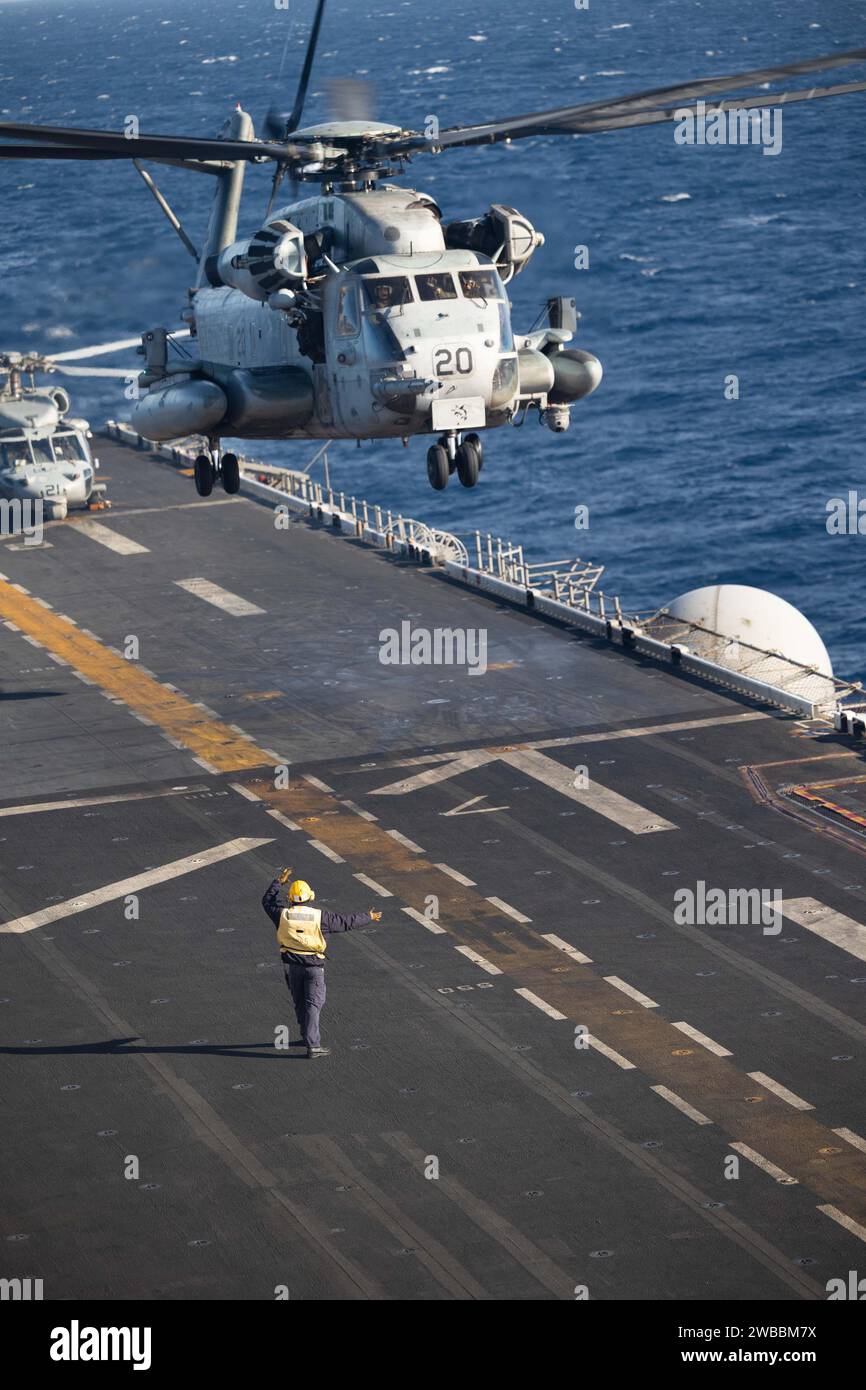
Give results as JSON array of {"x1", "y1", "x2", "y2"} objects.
[
  {"x1": 53, "y1": 433, "x2": 88, "y2": 462},
  {"x1": 335, "y1": 282, "x2": 361, "y2": 338},
  {"x1": 459, "y1": 269, "x2": 501, "y2": 301},
  {"x1": 0, "y1": 441, "x2": 28, "y2": 470},
  {"x1": 416, "y1": 273, "x2": 457, "y2": 302},
  {"x1": 362, "y1": 276, "x2": 412, "y2": 311},
  {"x1": 30, "y1": 438, "x2": 53, "y2": 464}
]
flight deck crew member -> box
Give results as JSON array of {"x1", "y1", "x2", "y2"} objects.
[{"x1": 262, "y1": 870, "x2": 382, "y2": 1059}]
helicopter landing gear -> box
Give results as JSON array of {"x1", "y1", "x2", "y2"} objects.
[
  {"x1": 464, "y1": 433, "x2": 484, "y2": 471},
  {"x1": 221, "y1": 452, "x2": 240, "y2": 495},
  {"x1": 426, "y1": 443, "x2": 449, "y2": 491},
  {"x1": 455, "y1": 438, "x2": 481, "y2": 488},
  {"x1": 194, "y1": 453, "x2": 215, "y2": 497}
]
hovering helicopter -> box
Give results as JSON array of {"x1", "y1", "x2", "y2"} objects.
[
  {"x1": 0, "y1": 340, "x2": 140, "y2": 520},
  {"x1": 1, "y1": 5, "x2": 864, "y2": 494}
]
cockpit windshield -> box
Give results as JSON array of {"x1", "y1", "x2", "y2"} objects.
[
  {"x1": 53, "y1": 433, "x2": 88, "y2": 462},
  {"x1": 30, "y1": 438, "x2": 53, "y2": 464},
  {"x1": 416, "y1": 273, "x2": 457, "y2": 302},
  {"x1": 459, "y1": 269, "x2": 501, "y2": 301},
  {"x1": 362, "y1": 276, "x2": 413, "y2": 310}
]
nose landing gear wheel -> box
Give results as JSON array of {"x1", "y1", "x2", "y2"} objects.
[
  {"x1": 221, "y1": 453, "x2": 240, "y2": 494},
  {"x1": 426, "y1": 443, "x2": 449, "y2": 491},
  {"x1": 194, "y1": 454, "x2": 215, "y2": 497},
  {"x1": 455, "y1": 439, "x2": 481, "y2": 488}
]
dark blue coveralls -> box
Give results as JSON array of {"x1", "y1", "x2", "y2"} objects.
[{"x1": 262, "y1": 879, "x2": 371, "y2": 1048}]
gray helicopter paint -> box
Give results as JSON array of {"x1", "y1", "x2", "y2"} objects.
[{"x1": 131, "y1": 182, "x2": 600, "y2": 446}]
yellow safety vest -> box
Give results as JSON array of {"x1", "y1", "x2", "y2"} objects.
[{"x1": 277, "y1": 904, "x2": 327, "y2": 957}]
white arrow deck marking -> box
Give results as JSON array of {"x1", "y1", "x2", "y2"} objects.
[
  {"x1": 368, "y1": 744, "x2": 675, "y2": 833},
  {"x1": 174, "y1": 577, "x2": 265, "y2": 617},
  {"x1": 499, "y1": 749, "x2": 677, "y2": 834},
  {"x1": 0, "y1": 837, "x2": 273, "y2": 934},
  {"x1": 442, "y1": 795, "x2": 509, "y2": 817},
  {"x1": 70, "y1": 520, "x2": 149, "y2": 555},
  {"x1": 781, "y1": 897, "x2": 866, "y2": 964}
]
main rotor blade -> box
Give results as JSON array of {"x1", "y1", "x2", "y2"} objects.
[
  {"x1": 567, "y1": 79, "x2": 866, "y2": 134},
  {"x1": 0, "y1": 120, "x2": 308, "y2": 163},
  {"x1": 385, "y1": 45, "x2": 866, "y2": 153},
  {"x1": 52, "y1": 365, "x2": 139, "y2": 378},
  {"x1": 285, "y1": 0, "x2": 328, "y2": 134},
  {"x1": 51, "y1": 333, "x2": 189, "y2": 363}
]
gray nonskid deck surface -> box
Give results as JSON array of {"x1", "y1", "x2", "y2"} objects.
[{"x1": 1, "y1": 440, "x2": 865, "y2": 1300}]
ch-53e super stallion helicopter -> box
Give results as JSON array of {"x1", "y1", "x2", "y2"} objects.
[{"x1": 1, "y1": 6, "x2": 864, "y2": 495}]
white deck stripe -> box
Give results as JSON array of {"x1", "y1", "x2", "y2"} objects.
[
  {"x1": 70, "y1": 520, "x2": 149, "y2": 555},
  {"x1": 651, "y1": 1085, "x2": 712, "y2": 1126},
  {"x1": 386, "y1": 829, "x2": 425, "y2": 853},
  {"x1": 499, "y1": 748, "x2": 677, "y2": 834},
  {"x1": 303, "y1": 775, "x2": 334, "y2": 793},
  {"x1": 307, "y1": 839, "x2": 344, "y2": 863},
  {"x1": 515, "y1": 988, "x2": 567, "y2": 1021},
  {"x1": 0, "y1": 786, "x2": 202, "y2": 818},
  {"x1": 266, "y1": 809, "x2": 302, "y2": 832},
  {"x1": 818, "y1": 1204, "x2": 866, "y2": 1244},
  {"x1": 748, "y1": 1072, "x2": 814, "y2": 1112},
  {"x1": 435, "y1": 863, "x2": 476, "y2": 887},
  {"x1": 354, "y1": 872, "x2": 392, "y2": 898},
  {"x1": 541, "y1": 933, "x2": 593, "y2": 965},
  {"x1": 731, "y1": 1142, "x2": 798, "y2": 1184},
  {"x1": 402, "y1": 906, "x2": 446, "y2": 934},
  {"x1": 833, "y1": 1127, "x2": 866, "y2": 1155},
  {"x1": 586, "y1": 1034, "x2": 636, "y2": 1070},
  {"x1": 781, "y1": 897, "x2": 866, "y2": 964},
  {"x1": 455, "y1": 945, "x2": 502, "y2": 976},
  {"x1": 0, "y1": 837, "x2": 273, "y2": 935},
  {"x1": 603, "y1": 975, "x2": 658, "y2": 1008},
  {"x1": 671, "y1": 1021, "x2": 732, "y2": 1057},
  {"x1": 340, "y1": 800, "x2": 378, "y2": 822},
  {"x1": 487, "y1": 896, "x2": 531, "y2": 923},
  {"x1": 230, "y1": 783, "x2": 261, "y2": 802},
  {"x1": 174, "y1": 577, "x2": 265, "y2": 616}
]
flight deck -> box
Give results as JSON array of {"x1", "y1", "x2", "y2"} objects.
[{"x1": 1, "y1": 436, "x2": 866, "y2": 1301}]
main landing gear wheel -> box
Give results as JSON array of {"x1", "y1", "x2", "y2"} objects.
[
  {"x1": 221, "y1": 452, "x2": 240, "y2": 494},
  {"x1": 455, "y1": 439, "x2": 481, "y2": 488},
  {"x1": 194, "y1": 454, "x2": 215, "y2": 497},
  {"x1": 426, "y1": 443, "x2": 449, "y2": 491},
  {"x1": 464, "y1": 433, "x2": 484, "y2": 470}
]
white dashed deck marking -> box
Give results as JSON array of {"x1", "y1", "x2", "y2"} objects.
[
  {"x1": 603, "y1": 975, "x2": 658, "y2": 1009},
  {"x1": 818, "y1": 1204, "x2": 866, "y2": 1244},
  {"x1": 307, "y1": 839, "x2": 344, "y2": 863},
  {"x1": 174, "y1": 577, "x2": 265, "y2": 616},
  {"x1": 303, "y1": 775, "x2": 334, "y2": 793},
  {"x1": 833, "y1": 1127, "x2": 866, "y2": 1155},
  {"x1": 266, "y1": 809, "x2": 302, "y2": 832},
  {"x1": 671, "y1": 1021, "x2": 732, "y2": 1057},
  {"x1": 402, "y1": 906, "x2": 446, "y2": 935},
  {"x1": 340, "y1": 799, "x2": 378, "y2": 822},
  {"x1": 781, "y1": 897, "x2": 866, "y2": 965},
  {"x1": 435, "y1": 863, "x2": 476, "y2": 887},
  {"x1": 651, "y1": 1085, "x2": 712, "y2": 1126},
  {"x1": 455, "y1": 945, "x2": 502, "y2": 976},
  {"x1": 586, "y1": 1034, "x2": 636, "y2": 1070},
  {"x1": 731, "y1": 1143, "x2": 797, "y2": 1185},
  {"x1": 486, "y1": 896, "x2": 531, "y2": 924},
  {"x1": 354, "y1": 872, "x2": 392, "y2": 898},
  {"x1": 515, "y1": 988, "x2": 566, "y2": 1021},
  {"x1": 70, "y1": 520, "x2": 149, "y2": 555},
  {"x1": 748, "y1": 1072, "x2": 814, "y2": 1112},
  {"x1": 230, "y1": 783, "x2": 261, "y2": 802},
  {"x1": 386, "y1": 829, "x2": 425, "y2": 853},
  {"x1": 542, "y1": 934, "x2": 593, "y2": 965},
  {"x1": 499, "y1": 749, "x2": 677, "y2": 835}
]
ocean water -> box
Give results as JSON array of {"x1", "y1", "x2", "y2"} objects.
[{"x1": 1, "y1": 0, "x2": 864, "y2": 673}]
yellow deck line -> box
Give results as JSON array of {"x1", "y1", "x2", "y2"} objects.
[{"x1": 0, "y1": 576, "x2": 269, "y2": 773}]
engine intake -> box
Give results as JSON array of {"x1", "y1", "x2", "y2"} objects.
[
  {"x1": 443, "y1": 203, "x2": 543, "y2": 282},
  {"x1": 208, "y1": 220, "x2": 308, "y2": 302}
]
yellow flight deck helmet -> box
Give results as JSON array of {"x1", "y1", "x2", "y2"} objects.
[{"x1": 288, "y1": 880, "x2": 315, "y2": 903}]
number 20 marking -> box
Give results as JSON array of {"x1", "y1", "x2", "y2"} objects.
[{"x1": 434, "y1": 346, "x2": 473, "y2": 376}]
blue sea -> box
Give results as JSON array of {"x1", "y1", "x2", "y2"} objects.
[{"x1": 1, "y1": 0, "x2": 864, "y2": 674}]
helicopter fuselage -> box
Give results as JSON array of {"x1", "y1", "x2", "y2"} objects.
[{"x1": 0, "y1": 391, "x2": 97, "y2": 520}]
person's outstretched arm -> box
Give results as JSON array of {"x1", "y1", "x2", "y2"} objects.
[{"x1": 321, "y1": 907, "x2": 383, "y2": 934}]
